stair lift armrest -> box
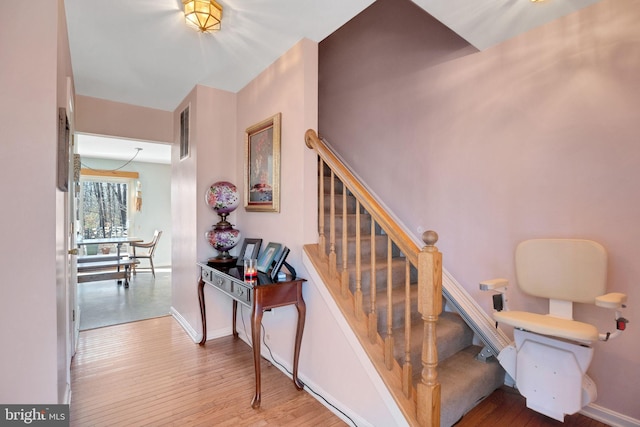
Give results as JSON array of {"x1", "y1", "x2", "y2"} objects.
[
  {"x1": 595, "y1": 293, "x2": 629, "y2": 341},
  {"x1": 595, "y1": 292, "x2": 627, "y2": 309},
  {"x1": 480, "y1": 278, "x2": 509, "y2": 312},
  {"x1": 479, "y1": 278, "x2": 509, "y2": 292}
]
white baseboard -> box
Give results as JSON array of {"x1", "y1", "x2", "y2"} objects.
[
  {"x1": 170, "y1": 307, "x2": 200, "y2": 343},
  {"x1": 63, "y1": 383, "x2": 72, "y2": 405},
  {"x1": 170, "y1": 306, "x2": 234, "y2": 344},
  {"x1": 581, "y1": 403, "x2": 640, "y2": 427}
]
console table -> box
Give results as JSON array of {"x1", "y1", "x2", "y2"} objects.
[{"x1": 196, "y1": 262, "x2": 306, "y2": 409}]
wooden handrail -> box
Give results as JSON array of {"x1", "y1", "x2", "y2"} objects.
[
  {"x1": 305, "y1": 129, "x2": 442, "y2": 426},
  {"x1": 305, "y1": 130, "x2": 420, "y2": 266}
]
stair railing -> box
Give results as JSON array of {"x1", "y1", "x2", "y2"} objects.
[{"x1": 305, "y1": 129, "x2": 442, "y2": 426}]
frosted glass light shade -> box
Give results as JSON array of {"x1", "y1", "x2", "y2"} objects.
[{"x1": 183, "y1": 0, "x2": 222, "y2": 33}]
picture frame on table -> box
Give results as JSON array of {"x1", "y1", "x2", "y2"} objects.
[
  {"x1": 269, "y1": 246, "x2": 290, "y2": 281},
  {"x1": 257, "y1": 242, "x2": 282, "y2": 273},
  {"x1": 244, "y1": 113, "x2": 281, "y2": 213},
  {"x1": 236, "y1": 238, "x2": 263, "y2": 267}
]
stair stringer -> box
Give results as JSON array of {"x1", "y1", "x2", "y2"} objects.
[{"x1": 303, "y1": 246, "x2": 415, "y2": 427}]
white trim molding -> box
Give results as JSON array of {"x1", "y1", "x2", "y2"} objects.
[{"x1": 581, "y1": 403, "x2": 640, "y2": 427}]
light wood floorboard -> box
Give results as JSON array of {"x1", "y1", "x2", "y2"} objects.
[
  {"x1": 70, "y1": 316, "x2": 346, "y2": 426},
  {"x1": 455, "y1": 386, "x2": 609, "y2": 427}
]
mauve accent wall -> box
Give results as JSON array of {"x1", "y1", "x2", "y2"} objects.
[{"x1": 319, "y1": 0, "x2": 639, "y2": 420}]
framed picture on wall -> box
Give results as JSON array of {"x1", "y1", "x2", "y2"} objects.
[
  {"x1": 244, "y1": 113, "x2": 281, "y2": 212},
  {"x1": 57, "y1": 108, "x2": 70, "y2": 192}
]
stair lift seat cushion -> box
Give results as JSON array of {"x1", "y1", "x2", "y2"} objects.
[
  {"x1": 515, "y1": 239, "x2": 607, "y2": 303},
  {"x1": 495, "y1": 239, "x2": 608, "y2": 343},
  {"x1": 494, "y1": 311, "x2": 599, "y2": 342}
]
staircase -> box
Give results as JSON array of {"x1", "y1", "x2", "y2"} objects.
[{"x1": 304, "y1": 130, "x2": 504, "y2": 426}]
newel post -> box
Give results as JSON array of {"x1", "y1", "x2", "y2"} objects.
[{"x1": 416, "y1": 230, "x2": 442, "y2": 426}]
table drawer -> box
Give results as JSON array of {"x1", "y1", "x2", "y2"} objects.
[
  {"x1": 202, "y1": 268, "x2": 213, "y2": 282},
  {"x1": 232, "y1": 282, "x2": 252, "y2": 304},
  {"x1": 212, "y1": 275, "x2": 232, "y2": 294}
]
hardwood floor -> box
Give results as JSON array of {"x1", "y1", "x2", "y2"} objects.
[
  {"x1": 70, "y1": 316, "x2": 345, "y2": 426},
  {"x1": 455, "y1": 387, "x2": 609, "y2": 427},
  {"x1": 71, "y1": 316, "x2": 610, "y2": 427}
]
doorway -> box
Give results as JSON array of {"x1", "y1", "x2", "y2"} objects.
[{"x1": 76, "y1": 134, "x2": 172, "y2": 330}]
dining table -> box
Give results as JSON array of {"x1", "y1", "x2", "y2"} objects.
[
  {"x1": 77, "y1": 236, "x2": 143, "y2": 259},
  {"x1": 76, "y1": 237, "x2": 144, "y2": 284}
]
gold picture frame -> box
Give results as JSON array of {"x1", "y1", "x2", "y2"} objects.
[{"x1": 244, "y1": 113, "x2": 281, "y2": 212}]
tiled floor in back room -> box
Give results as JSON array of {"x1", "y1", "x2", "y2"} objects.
[{"x1": 77, "y1": 267, "x2": 171, "y2": 330}]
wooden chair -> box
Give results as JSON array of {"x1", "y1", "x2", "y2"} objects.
[{"x1": 130, "y1": 230, "x2": 162, "y2": 277}]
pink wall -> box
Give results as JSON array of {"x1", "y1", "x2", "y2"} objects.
[
  {"x1": 56, "y1": 0, "x2": 74, "y2": 403},
  {"x1": 171, "y1": 85, "x2": 238, "y2": 337},
  {"x1": 235, "y1": 38, "x2": 319, "y2": 266},
  {"x1": 0, "y1": 0, "x2": 70, "y2": 403},
  {"x1": 76, "y1": 95, "x2": 173, "y2": 143},
  {"x1": 319, "y1": 0, "x2": 640, "y2": 420},
  {"x1": 233, "y1": 37, "x2": 320, "y2": 365}
]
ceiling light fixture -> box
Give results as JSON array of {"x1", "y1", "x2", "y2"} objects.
[{"x1": 182, "y1": 0, "x2": 223, "y2": 33}]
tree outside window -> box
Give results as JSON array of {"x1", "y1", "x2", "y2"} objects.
[{"x1": 81, "y1": 180, "x2": 129, "y2": 239}]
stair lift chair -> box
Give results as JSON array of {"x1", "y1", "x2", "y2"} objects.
[{"x1": 480, "y1": 239, "x2": 628, "y2": 421}]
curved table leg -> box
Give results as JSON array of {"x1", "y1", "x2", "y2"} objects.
[
  {"x1": 292, "y1": 296, "x2": 306, "y2": 390},
  {"x1": 197, "y1": 276, "x2": 207, "y2": 345},
  {"x1": 232, "y1": 300, "x2": 239, "y2": 338},
  {"x1": 251, "y1": 304, "x2": 264, "y2": 409}
]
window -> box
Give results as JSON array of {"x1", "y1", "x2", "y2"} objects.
[{"x1": 80, "y1": 179, "x2": 130, "y2": 239}]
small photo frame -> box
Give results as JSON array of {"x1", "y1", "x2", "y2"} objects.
[
  {"x1": 236, "y1": 238, "x2": 262, "y2": 267},
  {"x1": 270, "y1": 246, "x2": 290, "y2": 281},
  {"x1": 244, "y1": 113, "x2": 281, "y2": 212},
  {"x1": 257, "y1": 242, "x2": 282, "y2": 273}
]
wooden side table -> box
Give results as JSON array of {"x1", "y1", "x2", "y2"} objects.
[{"x1": 197, "y1": 262, "x2": 306, "y2": 408}]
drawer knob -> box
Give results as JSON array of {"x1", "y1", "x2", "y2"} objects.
[{"x1": 216, "y1": 278, "x2": 223, "y2": 286}]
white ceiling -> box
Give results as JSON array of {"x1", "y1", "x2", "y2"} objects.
[
  {"x1": 65, "y1": 0, "x2": 600, "y2": 162},
  {"x1": 77, "y1": 134, "x2": 172, "y2": 165}
]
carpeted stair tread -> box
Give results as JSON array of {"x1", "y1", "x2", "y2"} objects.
[
  {"x1": 326, "y1": 234, "x2": 397, "y2": 262},
  {"x1": 437, "y1": 345, "x2": 505, "y2": 427},
  {"x1": 323, "y1": 213, "x2": 373, "y2": 235},
  {"x1": 345, "y1": 257, "x2": 416, "y2": 293},
  {"x1": 392, "y1": 311, "x2": 475, "y2": 368},
  {"x1": 369, "y1": 285, "x2": 421, "y2": 330}
]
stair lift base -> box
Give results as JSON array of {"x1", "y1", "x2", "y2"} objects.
[{"x1": 498, "y1": 329, "x2": 596, "y2": 421}]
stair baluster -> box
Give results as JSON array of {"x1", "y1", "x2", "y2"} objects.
[
  {"x1": 368, "y1": 218, "x2": 378, "y2": 341},
  {"x1": 328, "y1": 169, "x2": 337, "y2": 276},
  {"x1": 385, "y1": 237, "x2": 395, "y2": 370},
  {"x1": 318, "y1": 158, "x2": 326, "y2": 259},
  {"x1": 354, "y1": 200, "x2": 364, "y2": 319},
  {"x1": 403, "y1": 258, "x2": 413, "y2": 398},
  {"x1": 340, "y1": 188, "x2": 349, "y2": 296}
]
